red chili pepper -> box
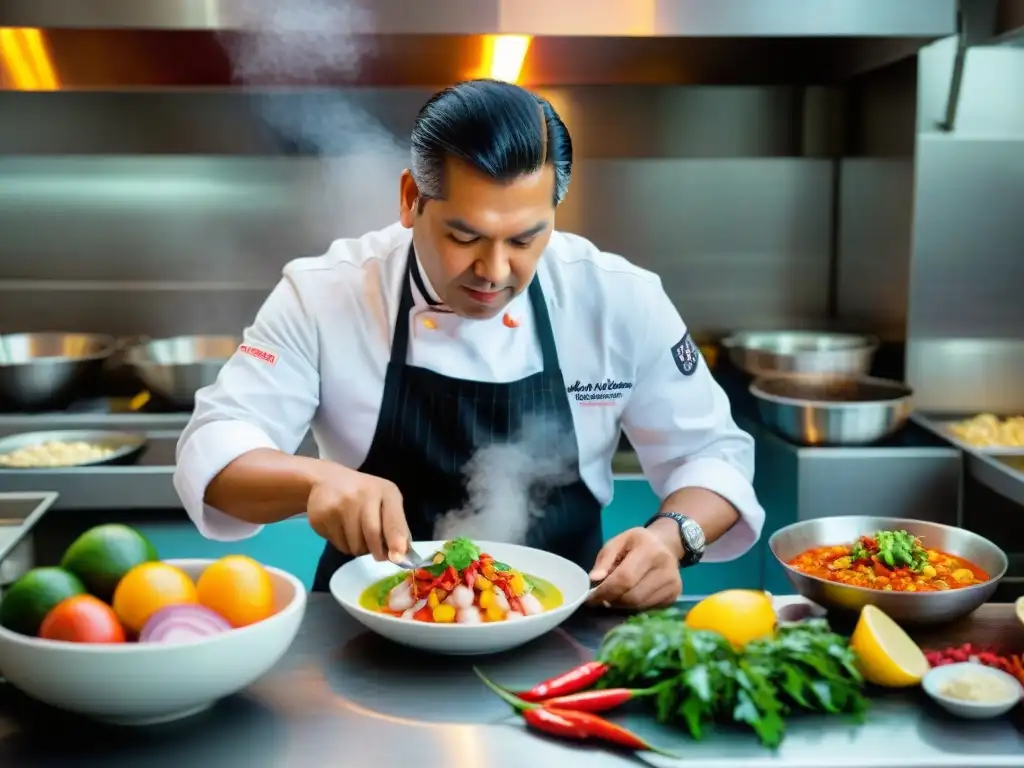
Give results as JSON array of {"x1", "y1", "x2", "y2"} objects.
[
  {"x1": 515, "y1": 661, "x2": 609, "y2": 702},
  {"x1": 540, "y1": 687, "x2": 655, "y2": 713},
  {"x1": 474, "y1": 668, "x2": 677, "y2": 758}
]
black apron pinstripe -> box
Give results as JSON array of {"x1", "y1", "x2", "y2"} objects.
[{"x1": 311, "y1": 246, "x2": 603, "y2": 592}]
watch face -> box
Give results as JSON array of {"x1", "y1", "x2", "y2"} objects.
[{"x1": 682, "y1": 521, "x2": 706, "y2": 553}]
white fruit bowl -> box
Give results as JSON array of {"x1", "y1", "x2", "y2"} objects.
[
  {"x1": 0, "y1": 559, "x2": 306, "y2": 725},
  {"x1": 329, "y1": 540, "x2": 590, "y2": 656}
]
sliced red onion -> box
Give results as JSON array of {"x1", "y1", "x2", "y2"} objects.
[{"x1": 139, "y1": 604, "x2": 232, "y2": 643}]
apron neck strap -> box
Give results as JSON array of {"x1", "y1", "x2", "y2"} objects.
[{"x1": 392, "y1": 244, "x2": 560, "y2": 372}]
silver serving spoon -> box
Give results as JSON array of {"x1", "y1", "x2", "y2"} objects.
[{"x1": 388, "y1": 543, "x2": 432, "y2": 571}]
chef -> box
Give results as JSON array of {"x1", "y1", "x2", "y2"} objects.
[{"x1": 173, "y1": 78, "x2": 765, "y2": 609}]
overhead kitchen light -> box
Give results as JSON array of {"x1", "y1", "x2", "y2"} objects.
[
  {"x1": 0, "y1": 27, "x2": 58, "y2": 90},
  {"x1": 484, "y1": 34, "x2": 532, "y2": 84}
]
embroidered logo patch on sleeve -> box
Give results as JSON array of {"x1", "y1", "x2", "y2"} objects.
[{"x1": 671, "y1": 332, "x2": 700, "y2": 376}]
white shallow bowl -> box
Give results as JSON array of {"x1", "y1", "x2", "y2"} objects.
[
  {"x1": 922, "y1": 662, "x2": 1024, "y2": 719},
  {"x1": 330, "y1": 540, "x2": 590, "y2": 655},
  {"x1": 0, "y1": 558, "x2": 306, "y2": 726}
]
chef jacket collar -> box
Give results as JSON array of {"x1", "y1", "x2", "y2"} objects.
[{"x1": 411, "y1": 250, "x2": 450, "y2": 311}]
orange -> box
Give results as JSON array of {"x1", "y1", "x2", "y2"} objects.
[
  {"x1": 112, "y1": 562, "x2": 197, "y2": 634},
  {"x1": 196, "y1": 556, "x2": 275, "y2": 628}
]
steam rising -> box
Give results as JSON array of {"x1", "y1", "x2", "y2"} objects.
[
  {"x1": 220, "y1": 0, "x2": 405, "y2": 227},
  {"x1": 223, "y1": 1, "x2": 574, "y2": 544},
  {"x1": 434, "y1": 417, "x2": 580, "y2": 545}
]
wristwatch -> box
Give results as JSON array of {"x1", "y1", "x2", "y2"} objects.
[{"x1": 645, "y1": 512, "x2": 706, "y2": 568}]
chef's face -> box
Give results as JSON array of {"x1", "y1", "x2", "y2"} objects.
[{"x1": 399, "y1": 159, "x2": 556, "y2": 319}]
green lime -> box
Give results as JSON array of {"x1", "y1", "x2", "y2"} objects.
[
  {"x1": 0, "y1": 567, "x2": 87, "y2": 636},
  {"x1": 60, "y1": 524, "x2": 159, "y2": 602}
]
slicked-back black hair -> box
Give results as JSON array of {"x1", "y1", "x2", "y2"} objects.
[{"x1": 410, "y1": 79, "x2": 573, "y2": 208}]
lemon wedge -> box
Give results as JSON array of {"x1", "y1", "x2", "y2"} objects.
[{"x1": 849, "y1": 605, "x2": 929, "y2": 687}]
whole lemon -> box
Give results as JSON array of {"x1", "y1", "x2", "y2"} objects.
[{"x1": 685, "y1": 589, "x2": 776, "y2": 648}]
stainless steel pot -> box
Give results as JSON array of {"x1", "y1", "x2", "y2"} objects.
[
  {"x1": 751, "y1": 375, "x2": 913, "y2": 446},
  {"x1": 0, "y1": 333, "x2": 119, "y2": 410},
  {"x1": 769, "y1": 516, "x2": 1007, "y2": 625},
  {"x1": 125, "y1": 335, "x2": 240, "y2": 406},
  {"x1": 721, "y1": 331, "x2": 878, "y2": 378}
]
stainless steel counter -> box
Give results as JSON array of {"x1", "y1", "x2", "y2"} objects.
[{"x1": 2, "y1": 596, "x2": 1023, "y2": 768}]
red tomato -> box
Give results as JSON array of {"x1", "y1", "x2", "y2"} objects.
[{"x1": 39, "y1": 595, "x2": 127, "y2": 643}]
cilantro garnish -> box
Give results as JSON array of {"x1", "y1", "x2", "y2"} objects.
[{"x1": 596, "y1": 611, "x2": 867, "y2": 749}]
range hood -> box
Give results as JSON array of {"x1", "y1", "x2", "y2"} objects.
[{"x1": 0, "y1": 0, "x2": 957, "y2": 89}]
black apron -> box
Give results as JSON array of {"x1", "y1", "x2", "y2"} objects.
[{"x1": 312, "y1": 246, "x2": 603, "y2": 592}]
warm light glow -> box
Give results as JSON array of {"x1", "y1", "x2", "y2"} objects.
[
  {"x1": 484, "y1": 34, "x2": 532, "y2": 84},
  {"x1": 0, "y1": 28, "x2": 58, "y2": 91}
]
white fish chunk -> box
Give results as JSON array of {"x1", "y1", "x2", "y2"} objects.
[
  {"x1": 494, "y1": 590, "x2": 510, "y2": 611},
  {"x1": 388, "y1": 581, "x2": 415, "y2": 612},
  {"x1": 520, "y1": 593, "x2": 543, "y2": 616},
  {"x1": 401, "y1": 599, "x2": 427, "y2": 620},
  {"x1": 505, "y1": 611, "x2": 524, "y2": 620},
  {"x1": 448, "y1": 585, "x2": 474, "y2": 609},
  {"x1": 457, "y1": 607, "x2": 482, "y2": 624}
]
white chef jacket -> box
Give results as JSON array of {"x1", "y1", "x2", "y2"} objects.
[{"x1": 174, "y1": 222, "x2": 765, "y2": 562}]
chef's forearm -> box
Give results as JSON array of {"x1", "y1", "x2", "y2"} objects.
[
  {"x1": 204, "y1": 448, "x2": 330, "y2": 525},
  {"x1": 650, "y1": 487, "x2": 740, "y2": 560}
]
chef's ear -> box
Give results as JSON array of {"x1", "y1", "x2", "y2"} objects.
[{"x1": 399, "y1": 169, "x2": 420, "y2": 227}]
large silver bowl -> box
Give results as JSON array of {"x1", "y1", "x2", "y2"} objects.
[
  {"x1": 751, "y1": 375, "x2": 913, "y2": 445},
  {"x1": 125, "y1": 335, "x2": 239, "y2": 407},
  {"x1": 0, "y1": 333, "x2": 119, "y2": 409},
  {"x1": 769, "y1": 516, "x2": 1007, "y2": 625},
  {"x1": 721, "y1": 331, "x2": 878, "y2": 378}
]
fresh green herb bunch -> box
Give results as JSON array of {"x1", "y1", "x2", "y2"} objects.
[
  {"x1": 851, "y1": 529, "x2": 929, "y2": 571},
  {"x1": 595, "y1": 611, "x2": 867, "y2": 748}
]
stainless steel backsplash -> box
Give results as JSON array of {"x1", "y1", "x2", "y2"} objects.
[
  {"x1": 0, "y1": 83, "x2": 914, "y2": 339},
  {"x1": 906, "y1": 38, "x2": 1024, "y2": 412}
]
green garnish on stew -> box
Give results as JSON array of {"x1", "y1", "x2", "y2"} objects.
[{"x1": 851, "y1": 529, "x2": 929, "y2": 571}]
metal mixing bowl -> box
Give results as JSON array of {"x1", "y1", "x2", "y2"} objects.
[
  {"x1": 0, "y1": 429, "x2": 147, "y2": 469},
  {"x1": 769, "y1": 516, "x2": 1007, "y2": 625},
  {"x1": 125, "y1": 335, "x2": 240, "y2": 407},
  {"x1": 751, "y1": 374, "x2": 913, "y2": 446},
  {"x1": 0, "y1": 333, "x2": 119, "y2": 410},
  {"x1": 722, "y1": 331, "x2": 878, "y2": 378}
]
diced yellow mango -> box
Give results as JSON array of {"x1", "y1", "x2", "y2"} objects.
[
  {"x1": 509, "y1": 573, "x2": 526, "y2": 597},
  {"x1": 952, "y1": 569, "x2": 974, "y2": 584},
  {"x1": 479, "y1": 590, "x2": 496, "y2": 610},
  {"x1": 474, "y1": 575, "x2": 492, "y2": 592},
  {"x1": 921, "y1": 565, "x2": 937, "y2": 578},
  {"x1": 427, "y1": 590, "x2": 441, "y2": 608},
  {"x1": 432, "y1": 604, "x2": 456, "y2": 623},
  {"x1": 927, "y1": 550, "x2": 939, "y2": 562},
  {"x1": 485, "y1": 604, "x2": 505, "y2": 622},
  {"x1": 433, "y1": 552, "x2": 445, "y2": 564}
]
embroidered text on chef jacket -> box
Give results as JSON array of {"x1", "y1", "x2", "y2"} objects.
[{"x1": 174, "y1": 223, "x2": 766, "y2": 561}]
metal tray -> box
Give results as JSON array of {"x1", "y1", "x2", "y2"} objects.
[
  {"x1": 966, "y1": 451, "x2": 1024, "y2": 508},
  {"x1": 0, "y1": 429, "x2": 147, "y2": 469},
  {"x1": 912, "y1": 411, "x2": 1024, "y2": 455}
]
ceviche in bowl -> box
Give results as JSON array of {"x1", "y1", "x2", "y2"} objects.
[
  {"x1": 769, "y1": 516, "x2": 1007, "y2": 625},
  {"x1": 329, "y1": 538, "x2": 590, "y2": 655}
]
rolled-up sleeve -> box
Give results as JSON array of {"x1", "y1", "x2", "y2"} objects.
[
  {"x1": 621, "y1": 279, "x2": 765, "y2": 562},
  {"x1": 173, "y1": 274, "x2": 320, "y2": 541}
]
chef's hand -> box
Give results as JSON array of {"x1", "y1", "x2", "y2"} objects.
[
  {"x1": 306, "y1": 466, "x2": 410, "y2": 562},
  {"x1": 587, "y1": 527, "x2": 682, "y2": 609}
]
